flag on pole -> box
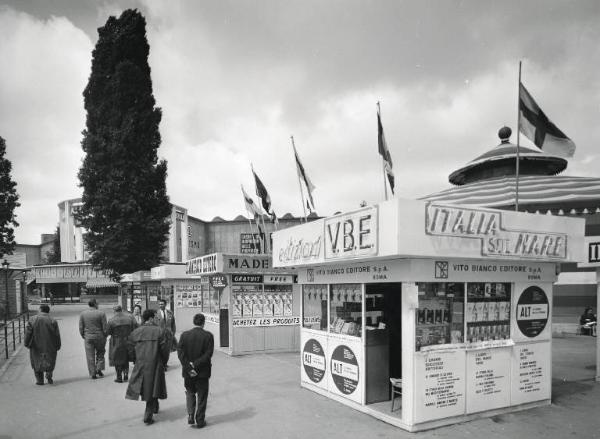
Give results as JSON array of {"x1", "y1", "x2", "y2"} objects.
[
  {"x1": 519, "y1": 82, "x2": 575, "y2": 157},
  {"x1": 241, "y1": 185, "x2": 262, "y2": 218},
  {"x1": 252, "y1": 168, "x2": 276, "y2": 222},
  {"x1": 377, "y1": 109, "x2": 395, "y2": 194},
  {"x1": 293, "y1": 143, "x2": 316, "y2": 211}
]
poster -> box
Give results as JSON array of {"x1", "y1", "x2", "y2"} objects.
[
  {"x1": 466, "y1": 348, "x2": 511, "y2": 413},
  {"x1": 414, "y1": 350, "x2": 466, "y2": 423},
  {"x1": 512, "y1": 284, "x2": 552, "y2": 342},
  {"x1": 326, "y1": 338, "x2": 363, "y2": 404},
  {"x1": 511, "y1": 342, "x2": 551, "y2": 405}
]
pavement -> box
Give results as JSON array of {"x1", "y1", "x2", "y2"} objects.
[{"x1": 0, "y1": 304, "x2": 598, "y2": 439}]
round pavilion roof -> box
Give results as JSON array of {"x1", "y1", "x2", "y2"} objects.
[{"x1": 448, "y1": 127, "x2": 568, "y2": 185}]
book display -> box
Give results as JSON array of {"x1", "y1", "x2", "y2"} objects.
[
  {"x1": 329, "y1": 283, "x2": 362, "y2": 337},
  {"x1": 415, "y1": 283, "x2": 465, "y2": 351},
  {"x1": 466, "y1": 282, "x2": 511, "y2": 342}
]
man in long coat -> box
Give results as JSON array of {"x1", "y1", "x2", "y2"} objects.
[
  {"x1": 126, "y1": 308, "x2": 170, "y2": 425},
  {"x1": 177, "y1": 313, "x2": 214, "y2": 428},
  {"x1": 106, "y1": 304, "x2": 138, "y2": 382},
  {"x1": 156, "y1": 299, "x2": 177, "y2": 362},
  {"x1": 24, "y1": 304, "x2": 61, "y2": 385},
  {"x1": 79, "y1": 298, "x2": 108, "y2": 379}
]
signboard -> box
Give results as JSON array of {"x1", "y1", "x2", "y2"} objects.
[
  {"x1": 324, "y1": 207, "x2": 378, "y2": 261},
  {"x1": 516, "y1": 286, "x2": 549, "y2": 338},
  {"x1": 466, "y1": 348, "x2": 511, "y2": 413},
  {"x1": 33, "y1": 264, "x2": 112, "y2": 283},
  {"x1": 209, "y1": 274, "x2": 228, "y2": 290},
  {"x1": 232, "y1": 274, "x2": 263, "y2": 284},
  {"x1": 186, "y1": 254, "x2": 219, "y2": 275},
  {"x1": 326, "y1": 338, "x2": 363, "y2": 404},
  {"x1": 232, "y1": 316, "x2": 300, "y2": 327},
  {"x1": 511, "y1": 342, "x2": 551, "y2": 405},
  {"x1": 414, "y1": 350, "x2": 466, "y2": 423},
  {"x1": 264, "y1": 274, "x2": 294, "y2": 284},
  {"x1": 274, "y1": 219, "x2": 324, "y2": 266},
  {"x1": 425, "y1": 204, "x2": 567, "y2": 260},
  {"x1": 578, "y1": 236, "x2": 600, "y2": 268},
  {"x1": 240, "y1": 233, "x2": 262, "y2": 254}
]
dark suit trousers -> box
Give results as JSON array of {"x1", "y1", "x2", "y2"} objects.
[{"x1": 185, "y1": 377, "x2": 209, "y2": 424}]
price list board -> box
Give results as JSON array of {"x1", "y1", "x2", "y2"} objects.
[
  {"x1": 466, "y1": 348, "x2": 511, "y2": 413},
  {"x1": 414, "y1": 350, "x2": 466, "y2": 423},
  {"x1": 511, "y1": 342, "x2": 551, "y2": 405}
]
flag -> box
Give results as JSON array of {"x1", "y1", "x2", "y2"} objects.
[
  {"x1": 293, "y1": 143, "x2": 316, "y2": 211},
  {"x1": 241, "y1": 185, "x2": 262, "y2": 218},
  {"x1": 252, "y1": 168, "x2": 272, "y2": 214},
  {"x1": 271, "y1": 209, "x2": 279, "y2": 226},
  {"x1": 519, "y1": 82, "x2": 575, "y2": 157},
  {"x1": 377, "y1": 109, "x2": 395, "y2": 194}
]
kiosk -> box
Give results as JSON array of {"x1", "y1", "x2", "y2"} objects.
[
  {"x1": 181, "y1": 253, "x2": 300, "y2": 355},
  {"x1": 272, "y1": 198, "x2": 585, "y2": 431}
]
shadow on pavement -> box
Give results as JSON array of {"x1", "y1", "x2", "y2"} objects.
[
  {"x1": 552, "y1": 378, "x2": 595, "y2": 402},
  {"x1": 207, "y1": 406, "x2": 257, "y2": 425}
]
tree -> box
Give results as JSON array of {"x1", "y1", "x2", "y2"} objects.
[
  {"x1": 77, "y1": 9, "x2": 171, "y2": 280},
  {"x1": 43, "y1": 225, "x2": 61, "y2": 264},
  {"x1": 0, "y1": 136, "x2": 20, "y2": 259}
]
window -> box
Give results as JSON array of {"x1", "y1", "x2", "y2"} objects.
[
  {"x1": 329, "y1": 283, "x2": 362, "y2": 337},
  {"x1": 466, "y1": 283, "x2": 511, "y2": 342},
  {"x1": 415, "y1": 282, "x2": 465, "y2": 351},
  {"x1": 303, "y1": 284, "x2": 327, "y2": 331}
]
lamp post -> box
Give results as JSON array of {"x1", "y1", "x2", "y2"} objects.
[{"x1": 2, "y1": 259, "x2": 9, "y2": 325}]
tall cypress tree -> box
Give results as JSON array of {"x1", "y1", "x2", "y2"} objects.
[
  {"x1": 78, "y1": 9, "x2": 171, "y2": 279},
  {"x1": 0, "y1": 136, "x2": 19, "y2": 259}
]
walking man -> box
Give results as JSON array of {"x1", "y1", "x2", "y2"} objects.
[
  {"x1": 156, "y1": 298, "x2": 177, "y2": 365},
  {"x1": 79, "y1": 298, "x2": 108, "y2": 379},
  {"x1": 24, "y1": 304, "x2": 61, "y2": 385},
  {"x1": 106, "y1": 304, "x2": 138, "y2": 382},
  {"x1": 177, "y1": 313, "x2": 214, "y2": 428},
  {"x1": 126, "y1": 309, "x2": 170, "y2": 425}
]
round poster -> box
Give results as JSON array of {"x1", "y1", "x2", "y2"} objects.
[
  {"x1": 330, "y1": 344, "x2": 359, "y2": 395},
  {"x1": 302, "y1": 339, "x2": 326, "y2": 383},
  {"x1": 516, "y1": 286, "x2": 549, "y2": 338}
]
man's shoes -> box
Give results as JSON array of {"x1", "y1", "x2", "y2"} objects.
[
  {"x1": 188, "y1": 414, "x2": 195, "y2": 425},
  {"x1": 194, "y1": 421, "x2": 207, "y2": 429},
  {"x1": 45, "y1": 374, "x2": 53, "y2": 385},
  {"x1": 144, "y1": 418, "x2": 154, "y2": 425},
  {"x1": 35, "y1": 381, "x2": 44, "y2": 385},
  {"x1": 91, "y1": 374, "x2": 97, "y2": 380},
  {"x1": 114, "y1": 378, "x2": 123, "y2": 383},
  {"x1": 96, "y1": 371, "x2": 104, "y2": 378}
]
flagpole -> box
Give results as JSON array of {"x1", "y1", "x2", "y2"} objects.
[
  {"x1": 378, "y1": 102, "x2": 389, "y2": 201},
  {"x1": 292, "y1": 136, "x2": 308, "y2": 222},
  {"x1": 516, "y1": 61, "x2": 522, "y2": 212}
]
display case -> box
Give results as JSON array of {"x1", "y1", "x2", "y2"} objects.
[{"x1": 465, "y1": 282, "x2": 511, "y2": 342}]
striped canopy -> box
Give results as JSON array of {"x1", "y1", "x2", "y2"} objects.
[{"x1": 420, "y1": 175, "x2": 600, "y2": 213}]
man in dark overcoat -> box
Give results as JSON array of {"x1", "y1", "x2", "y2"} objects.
[
  {"x1": 24, "y1": 304, "x2": 61, "y2": 385},
  {"x1": 156, "y1": 299, "x2": 177, "y2": 362},
  {"x1": 106, "y1": 304, "x2": 138, "y2": 382},
  {"x1": 177, "y1": 313, "x2": 214, "y2": 428},
  {"x1": 126, "y1": 309, "x2": 170, "y2": 425}
]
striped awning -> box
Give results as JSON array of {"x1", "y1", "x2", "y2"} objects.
[
  {"x1": 85, "y1": 278, "x2": 119, "y2": 288},
  {"x1": 420, "y1": 175, "x2": 600, "y2": 212}
]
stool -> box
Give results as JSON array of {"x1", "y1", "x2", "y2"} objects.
[{"x1": 390, "y1": 378, "x2": 402, "y2": 412}]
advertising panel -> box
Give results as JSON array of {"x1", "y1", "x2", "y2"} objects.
[
  {"x1": 414, "y1": 350, "x2": 466, "y2": 423},
  {"x1": 465, "y1": 348, "x2": 511, "y2": 413},
  {"x1": 511, "y1": 284, "x2": 552, "y2": 343},
  {"x1": 326, "y1": 336, "x2": 363, "y2": 404},
  {"x1": 511, "y1": 342, "x2": 551, "y2": 405},
  {"x1": 300, "y1": 331, "x2": 328, "y2": 391},
  {"x1": 324, "y1": 207, "x2": 378, "y2": 261}
]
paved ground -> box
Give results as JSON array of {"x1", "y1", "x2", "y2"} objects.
[{"x1": 0, "y1": 304, "x2": 598, "y2": 439}]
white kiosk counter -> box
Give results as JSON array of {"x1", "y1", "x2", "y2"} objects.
[
  {"x1": 183, "y1": 253, "x2": 300, "y2": 355},
  {"x1": 272, "y1": 198, "x2": 586, "y2": 431}
]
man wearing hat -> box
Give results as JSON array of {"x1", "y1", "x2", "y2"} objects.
[
  {"x1": 79, "y1": 298, "x2": 108, "y2": 379},
  {"x1": 106, "y1": 304, "x2": 138, "y2": 382}
]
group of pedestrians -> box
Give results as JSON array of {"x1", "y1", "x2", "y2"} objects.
[{"x1": 23, "y1": 298, "x2": 214, "y2": 428}]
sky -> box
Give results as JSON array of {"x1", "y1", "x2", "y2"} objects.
[{"x1": 1, "y1": 0, "x2": 600, "y2": 244}]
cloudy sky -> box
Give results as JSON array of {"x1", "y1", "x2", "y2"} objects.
[{"x1": 1, "y1": 0, "x2": 599, "y2": 244}]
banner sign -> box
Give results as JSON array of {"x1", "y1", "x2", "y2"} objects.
[
  {"x1": 240, "y1": 233, "x2": 262, "y2": 254},
  {"x1": 232, "y1": 274, "x2": 263, "y2": 284},
  {"x1": 426, "y1": 204, "x2": 567, "y2": 260},
  {"x1": 232, "y1": 316, "x2": 300, "y2": 327}
]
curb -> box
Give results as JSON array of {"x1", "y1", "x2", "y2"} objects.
[{"x1": 0, "y1": 343, "x2": 24, "y2": 378}]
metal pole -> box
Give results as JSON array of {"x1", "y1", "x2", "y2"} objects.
[
  {"x1": 12, "y1": 320, "x2": 15, "y2": 350},
  {"x1": 4, "y1": 325, "x2": 7, "y2": 359},
  {"x1": 4, "y1": 262, "x2": 8, "y2": 326},
  {"x1": 516, "y1": 61, "x2": 522, "y2": 211},
  {"x1": 18, "y1": 316, "x2": 21, "y2": 343}
]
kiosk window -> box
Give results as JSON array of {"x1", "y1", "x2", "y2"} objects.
[
  {"x1": 303, "y1": 284, "x2": 327, "y2": 331},
  {"x1": 415, "y1": 282, "x2": 464, "y2": 351},
  {"x1": 466, "y1": 283, "x2": 511, "y2": 342},
  {"x1": 330, "y1": 283, "x2": 362, "y2": 337},
  {"x1": 265, "y1": 284, "x2": 293, "y2": 317}
]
